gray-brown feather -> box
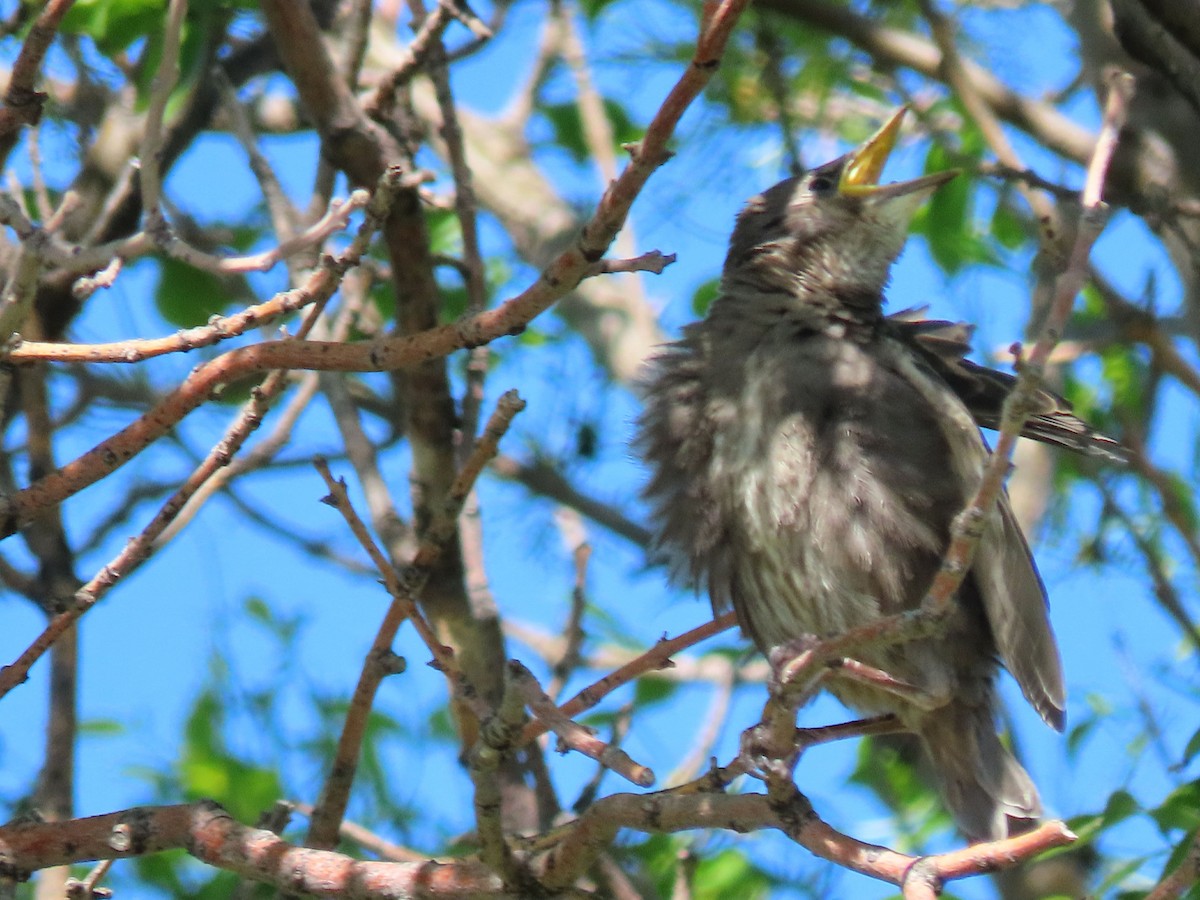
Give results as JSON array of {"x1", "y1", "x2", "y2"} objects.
[{"x1": 636, "y1": 166, "x2": 1076, "y2": 841}]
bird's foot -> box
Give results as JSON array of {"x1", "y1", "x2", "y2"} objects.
[
  {"x1": 738, "y1": 720, "x2": 798, "y2": 785},
  {"x1": 767, "y1": 635, "x2": 828, "y2": 699},
  {"x1": 831, "y1": 657, "x2": 935, "y2": 705}
]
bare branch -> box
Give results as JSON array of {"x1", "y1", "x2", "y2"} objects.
[
  {"x1": 304, "y1": 390, "x2": 524, "y2": 850},
  {"x1": 518, "y1": 612, "x2": 738, "y2": 747},
  {"x1": 0, "y1": 0, "x2": 75, "y2": 169},
  {"x1": 512, "y1": 660, "x2": 655, "y2": 787},
  {"x1": 0, "y1": 801, "x2": 511, "y2": 897},
  {"x1": 137, "y1": 0, "x2": 188, "y2": 220}
]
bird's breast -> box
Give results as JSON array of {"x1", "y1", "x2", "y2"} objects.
[{"x1": 708, "y1": 333, "x2": 968, "y2": 652}]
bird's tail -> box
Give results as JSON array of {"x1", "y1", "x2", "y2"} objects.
[{"x1": 916, "y1": 702, "x2": 1042, "y2": 842}]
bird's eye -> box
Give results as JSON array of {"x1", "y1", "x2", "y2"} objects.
[{"x1": 809, "y1": 175, "x2": 835, "y2": 195}]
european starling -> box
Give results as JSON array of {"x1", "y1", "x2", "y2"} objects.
[{"x1": 637, "y1": 108, "x2": 1121, "y2": 841}]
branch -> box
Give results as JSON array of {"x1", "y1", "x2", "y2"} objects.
[
  {"x1": 304, "y1": 390, "x2": 525, "y2": 850},
  {"x1": 1145, "y1": 826, "x2": 1200, "y2": 900},
  {"x1": 0, "y1": 0, "x2": 75, "y2": 169},
  {"x1": 364, "y1": 1, "x2": 459, "y2": 118},
  {"x1": 467, "y1": 664, "x2": 527, "y2": 887},
  {"x1": 517, "y1": 612, "x2": 737, "y2": 747},
  {"x1": 0, "y1": 170, "x2": 408, "y2": 545},
  {"x1": 0, "y1": 185, "x2": 372, "y2": 354},
  {"x1": 0, "y1": 301, "x2": 336, "y2": 707},
  {"x1": 137, "y1": 0, "x2": 188, "y2": 219},
  {"x1": 0, "y1": 0, "x2": 750, "y2": 535},
  {"x1": 491, "y1": 454, "x2": 653, "y2": 548},
  {"x1": 0, "y1": 801, "x2": 513, "y2": 897},
  {"x1": 419, "y1": 6, "x2": 491, "y2": 461},
  {"x1": 919, "y1": 70, "x2": 1129, "y2": 616},
  {"x1": 511, "y1": 660, "x2": 655, "y2": 787},
  {"x1": 759, "y1": 0, "x2": 1096, "y2": 163},
  {"x1": 537, "y1": 783, "x2": 1075, "y2": 892}
]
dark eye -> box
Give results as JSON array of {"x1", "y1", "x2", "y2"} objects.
[{"x1": 809, "y1": 175, "x2": 835, "y2": 195}]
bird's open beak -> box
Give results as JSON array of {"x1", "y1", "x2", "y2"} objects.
[{"x1": 839, "y1": 107, "x2": 959, "y2": 200}]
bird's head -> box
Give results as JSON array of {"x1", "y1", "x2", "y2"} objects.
[{"x1": 722, "y1": 107, "x2": 958, "y2": 310}]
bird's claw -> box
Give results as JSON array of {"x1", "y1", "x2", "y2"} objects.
[{"x1": 738, "y1": 722, "x2": 798, "y2": 784}]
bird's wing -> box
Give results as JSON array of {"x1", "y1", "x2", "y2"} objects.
[
  {"x1": 971, "y1": 498, "x2": 1067, "y2": 731},
  {"x1": 881, "y1": 335, "x2": 1067, "y2": 732},
  {"x1": 891, "y1": 316, "x2": 1127, "y2": 463}
]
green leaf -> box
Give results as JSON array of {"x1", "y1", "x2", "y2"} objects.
[
  {"x1": 62, "y1": 0, "x2": 166, "y2": 56},
  {"x1": 155, "y1": 257, "x2": 231, "y2": 327},
  {"x1": 516, "y1": 327, "x2": 550, "y2": 346},
  {"x1": 428, "y1": 706, "x2": 458, "y2": 741},
  {"x1": 1095, "y1": 854, "x2": 1155, "y2": 895},
  {"x1": 693, "y1": 848, "x2": 773, "y2": 899},
  {"x1": 438, "y1": 283, "x2": 469, "y2": 322},
  {"x1": 1150, "y1": 783, "x2": 1200, "y2": 833},
  {"x1": 1183, "y1": 726, "x2": 1200, "y2": 766},
  {"x1": 427, "y1": 208, "x2": 462, "y2": 256},
  {"x1": 577, "y1": 0, "x2": 620, "y2": 19},
  {"x1": 1067, "y1": 714, "x2": 1098, "y2": 757},
  {"x1": 1067, "y1": 788, "x2": 1142, "y2": 845},
  {"x1": 184, "y1": 690, "x2": 224, "y2": 757},
  {"x1": 368, "y1": 279, "x2": 397, "y2": 328},
  {"x1": 692, "y1": 277, "x2": 720, "y2": 316},
  {"x1": 244, "y1": 596, "x2": 273, "y2": 625},
  {"x1": 1099, "y1": 343, "x2": 1149, "y2": 415},
  {"x1": 1104, "y1": 789, "x2": 1141, "y2": 823},
  {"x1": 990, "y1": 200, "x2": 1027, "y2": 250},
  {"x1": 1158, "y1": 828, "x2": 1200, "y2": 888},
  {"x1": 850, "y1": 736, "x2": 948, "y2": 846},
  {"x1": 633, "y1": 676, "x2": 678, "y2": 706},
  {"x1": 540, "y1": 99, "x2": 640, "y2": 164},
  {"x1": 133, "y1": 848, "x2": 190, "y2": 895},
  {"x1": 918, "y1": 172, "x2": 970, "y2": 272}
]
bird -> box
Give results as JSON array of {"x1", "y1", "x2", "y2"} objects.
[{"x1": 636, "y1": 107, "x2": 1123, "y2": 842}]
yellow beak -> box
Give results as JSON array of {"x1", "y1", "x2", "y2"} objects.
[
  {"x1": 838, "y1": 106, "x2": 959, "y2": 200},
  {"x1": 839, "y1": 107, "x2": 908, "y2": 195}
]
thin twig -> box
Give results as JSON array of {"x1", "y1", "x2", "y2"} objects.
[
  {"x1": 290, "y1": 802, "x2": 428, "y2": 863},
  {"x1": 419, "y1": 4, "x2": 491, "y2": 461},
  {"x1": 304, "y1": 390, "x2": 525, "y2": 850},
  {"x1": 0, "y1": 169, "x2": 410, "y2": 699},
  {"x1": 468, "y1": 663, "x2": 527, "y2": 887},
  {"x1": 918, "y1": 0, "x2": 1057, "y2": 237},
  {"x1": 512, "y1": 660, "x2": 655, "y2": 787},
  {"x1": 518, "y1": 612, "x2": 737, "y2": 746},
  {"x1": 507, "y1": 619, "x2": 768, "y2": 686},
  {"x1": 0, "y1": 0, "x2": 76, "y2": 170},
  {"x1": 802, "y1": 70, "x2": 1130, "y2": 669},
  {"x1": 921, "y1": 71, "x2": 1130, "y2": 612},
  {"x1": 0, "y1": 187, "x2": 371, "y2": 307},
  {"x1": 364, "y1": 2, "x2": 458, "y2": 118},
  {"x1": 546, "y1": 511, "x2": 590, "y2": 702},
  {"x1": 137, "y1": 0, "x2": 188, "y2": 219}
]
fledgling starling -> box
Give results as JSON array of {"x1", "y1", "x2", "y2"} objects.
[{"x1": 637, "y1": 108, "x2": 1122, "y2": 842}]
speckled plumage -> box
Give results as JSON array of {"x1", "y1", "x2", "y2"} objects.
[{"x1": 637, "y1": 150, "x2": 1115, "y2": 841}]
